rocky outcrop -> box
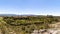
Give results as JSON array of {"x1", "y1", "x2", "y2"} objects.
[{"x1": 31, "y1": 22, "x2": 60, "y2": 34}]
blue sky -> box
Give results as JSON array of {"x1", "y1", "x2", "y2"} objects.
[{"x1": 0, "y1": 0, "x2": 60, "y2": 16}]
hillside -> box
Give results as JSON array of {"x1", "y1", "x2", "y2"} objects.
[{"x1": 0, "y1": 15, "x2": 60, "y2": 34}]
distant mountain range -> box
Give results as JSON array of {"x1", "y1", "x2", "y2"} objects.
[
  {"x1": 0, "y1": 14, "x2": 17, "y2": 16},
  {"x1": 0, "y1": 14, "x2": 37, "y2": 16},
  {"x1": 0, "y1": 14, "x2": 55, "y2": 16}
]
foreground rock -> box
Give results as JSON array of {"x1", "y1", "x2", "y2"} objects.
[{"x1": 31, "y1": 29, "x2": 60, "y2": 34}]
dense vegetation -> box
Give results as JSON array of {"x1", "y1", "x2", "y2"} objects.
[{"x1": 0, "y1": 15, "x2": 60, "y2": 34}]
